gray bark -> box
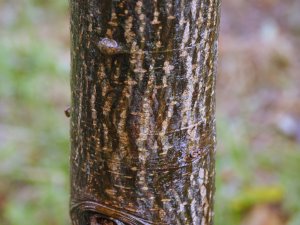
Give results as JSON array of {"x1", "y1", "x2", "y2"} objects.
[{"x1": 69, "y1": 0, "x2": 220, "y2": 224}]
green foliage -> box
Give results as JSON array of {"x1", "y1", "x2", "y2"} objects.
[
  {"x1": 215, "y1": 117, "x2": 300, "y2": 225},
  {"x1": 231, "y1": 186, "x2": 283, "y2": 212},
  {"x1": 0, "y1": 1, "x2": 70, "y2": 225},
  {"x1": 281, "y1": 152, "x2": 300, "y2": 218}
]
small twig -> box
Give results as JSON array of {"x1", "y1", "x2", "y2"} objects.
[{"x1": 64, "y1": 106, "x2": 71, "y2": 118}]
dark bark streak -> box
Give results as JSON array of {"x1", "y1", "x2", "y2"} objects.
[{"x1": 70, "y1": 0, "x2": 220, "y2": 224}]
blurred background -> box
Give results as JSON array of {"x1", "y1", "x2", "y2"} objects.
[{"x1": 0, "y1": 0, "x2": 299, "y2": 224}]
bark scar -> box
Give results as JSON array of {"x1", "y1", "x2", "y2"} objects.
[{"x1": 70, "y1": 201, "x2": 158, "y2": 225}]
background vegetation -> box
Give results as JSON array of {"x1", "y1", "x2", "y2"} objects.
[{"x1": 0, "y1": 0, "x2": 299, "y2": 224}]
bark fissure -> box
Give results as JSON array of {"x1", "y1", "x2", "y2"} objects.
[{"x1": 70, "y1": 0, "x2": 220, "y2": 224}]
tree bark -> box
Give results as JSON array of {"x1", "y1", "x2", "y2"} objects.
[{"x1": 70, "y1": 0, "x2": 220, "y2": 225}]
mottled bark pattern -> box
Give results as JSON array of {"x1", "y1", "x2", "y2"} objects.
[{"x1": 70, "y1": 0, "x2": 220, "y2": 224}]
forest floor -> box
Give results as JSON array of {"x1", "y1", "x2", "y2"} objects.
[{"x1": 0, "y1": 0, "x2": 299, "y2": 225}]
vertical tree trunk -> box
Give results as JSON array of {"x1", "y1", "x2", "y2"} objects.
[{"x1": 70, "y1": 0, "x2": 220, "y2": 224}]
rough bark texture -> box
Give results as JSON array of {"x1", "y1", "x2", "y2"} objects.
[{"x1": 70, "y1": 0, "x2": 220, "y2": 224}]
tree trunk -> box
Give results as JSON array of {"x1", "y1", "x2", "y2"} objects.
[{"x1": 70, "y1": 0, "x2": 220, "y2": 224}]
